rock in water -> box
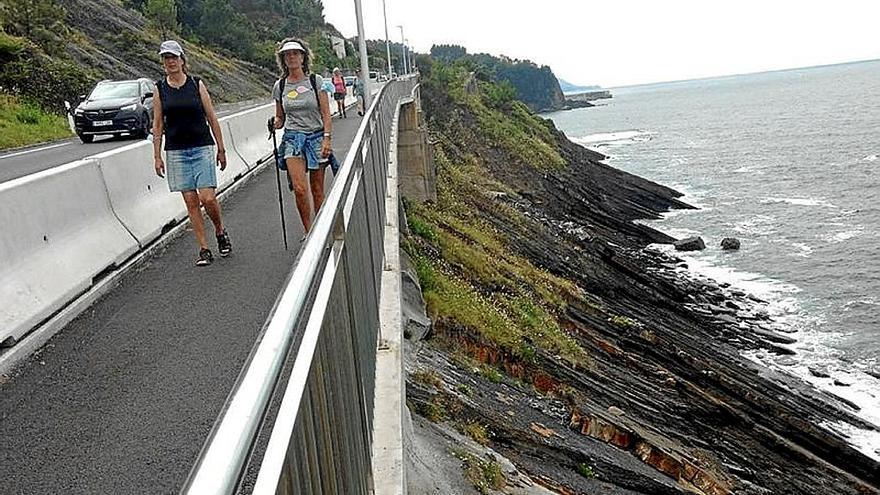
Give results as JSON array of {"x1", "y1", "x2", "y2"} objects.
[
  {"x1": 674, "y1": 236, "x2": 706, "y2": 251},
  {"x1": 721, "y1": 237, "x2": 741, "y2": 250}
]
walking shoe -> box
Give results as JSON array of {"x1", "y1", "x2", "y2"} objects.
[
  {"x1": 196, "y1": 248, "x2": 214, "y2": 266},
  {"x1": 217, "y1": 230, "x2": 232, "y2": 257}
]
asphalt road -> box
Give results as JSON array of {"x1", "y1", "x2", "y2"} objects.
[
  {"x1": 0, "y1": 112, "x2": 364, "y2": 494},
  {"x1": 0, "y1": 99, "x2": 268, "y2": 184}
]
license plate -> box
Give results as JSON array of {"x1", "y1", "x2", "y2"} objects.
[{"x1": 93, "y1": 120, "x2": 113, "y2": 126}]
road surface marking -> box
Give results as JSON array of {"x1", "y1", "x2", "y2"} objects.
[{"x1": 0, "y1": 142, "x2": 73, "y2": 160}]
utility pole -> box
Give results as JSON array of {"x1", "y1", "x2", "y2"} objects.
[
  {"x1": 381, "y1": 0, "x2": 393, "y2": 77},
  {"x1": 397, "y1": 25, "x2": 408, "y2": 74},
  {"x1": 353, "y1": 0, "x2": 371, "y2": 108}
]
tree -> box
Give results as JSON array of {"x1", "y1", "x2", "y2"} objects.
[
  {"x1": 0, "y1": 0, "x2": 65, "y2": 40},
  {"x1": 144, "y1": 0, "x2": 179, "y2": 38}
]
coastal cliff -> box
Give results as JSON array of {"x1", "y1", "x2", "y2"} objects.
[{"x1": 401, "y1": 64, "x2": 880, "y2": 494}]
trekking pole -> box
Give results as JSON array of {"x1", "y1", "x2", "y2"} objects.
[{"x1": 267, "y1": 117, "x2": 288, "y2": 251}]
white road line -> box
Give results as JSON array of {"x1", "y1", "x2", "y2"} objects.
[{"x1": 0, "y1": 141, "x2": 73, "y2": 160}]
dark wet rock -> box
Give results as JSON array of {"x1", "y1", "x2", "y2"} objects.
[
  {"x1": 752, "y1": 328, "x2": 797, "y2": 345},
  {"x1": 834, "y1": 378, "x2": 854, "y2": 387},
  {"x1": 721, "y1": 237, "x2": 741, "y2": 250},
  {"x1": 809, "y1": 367, "x2": 832, "y2": 379},
  {"x1": 673, "y1": 236, "x2": 705, "y2": 251}
]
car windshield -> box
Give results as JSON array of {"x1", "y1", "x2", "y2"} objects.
[{"x1": 89, "y1": 82, "x2": 139, "y2": 100}]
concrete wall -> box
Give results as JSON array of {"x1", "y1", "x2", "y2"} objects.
[{"x1": 396, "y1": 90, "x2": 436, "y2": 203}]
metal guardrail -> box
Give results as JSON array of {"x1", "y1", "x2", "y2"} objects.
[{"x1": 180, "y1": 76, "x2": 418, "y2": 495}]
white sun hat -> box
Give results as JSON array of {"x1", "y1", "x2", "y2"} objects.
[{"x1": 278, "y1": 41, "x2": 305, "y2": 53}]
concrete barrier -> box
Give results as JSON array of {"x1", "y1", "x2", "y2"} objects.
[
  {"x1": 0, "y1": 160, "x2": 139, "y2": 346},
  {"x1": 94, "y1": 141, "x2": 187, "y2": 247},
  {"x1": 223, "y1": 104, "x2": 275, "y2": 169}
]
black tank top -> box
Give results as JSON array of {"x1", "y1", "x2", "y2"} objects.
[{"x1": 157, "y1": 75, "x2": 215, "y2": 150}]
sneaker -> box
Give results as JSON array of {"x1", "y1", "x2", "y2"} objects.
[
  {"x1": 217, "y1": 230, "x2": 232, "y2": 257},
  {"x1": 196, "y1": 248, "x2": 214, "y2": 266}
]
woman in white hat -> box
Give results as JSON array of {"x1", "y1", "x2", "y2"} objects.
[
  {"x1": 271, "y1": 37, "x2": 335, "y2": 237},
  {"x1": 152, "y1": 40, "x2": 232, "y2": 266}
]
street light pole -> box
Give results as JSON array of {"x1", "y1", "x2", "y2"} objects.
[
  {"x1": 397, "y1": 25, "x2": 408, "y2": 74},
  {"x1": 353, "y1": 0, "x2": 371, "y2": 108},
  {"x1": 381, "y1": 0, "x2": 393, "y2": 78}
]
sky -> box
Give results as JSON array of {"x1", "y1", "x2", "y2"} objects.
[{"x1": 322, "y1": 0, "x2": 880, "y2": 87}]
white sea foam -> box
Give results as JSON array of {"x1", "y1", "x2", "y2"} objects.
[
  {"x1": 574, "y1": 130, "x2": 654, "y2": 147},
  {"x1": 646, "y1": 242, "x2": 880, "y2": 458},
  {"x1": 761, "y1": 197, "x2": 837, "y2": 208},
  {"x1": 822, "y1": 227, "x2": 863, "y2": 243},
  {"x1": 790, "y1": 242, "x2": 813, "y2": 258},
  {"x1": 864, "y1": 154, "x2": 878, "y2": 162}
]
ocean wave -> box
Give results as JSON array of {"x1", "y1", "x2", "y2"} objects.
[
  {"x1": 574, "y1": 130, "x2": 654, "y2": 147},
  {"x1": 761, "y1": 197, "x2": 837, "y2": 208},
  {"x1": 791, "y1": 242, "x2": 813, "y2": 258},
  {"x1": 647, "y1": 242, "x2": 880, "y2": 457},
  {"x1": 864, "y1": 154, "x2": 878, "y2": 162},
  {"x1": 732, "y1": 214, "x2": 777, "y2": 236},
  {"x1": 822, "y1": 227, "x2": 863, "y2": 243}
]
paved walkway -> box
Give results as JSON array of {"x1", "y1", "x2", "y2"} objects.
[{"x1": 0, "y1": 112, "x2": 364, "y2": 494}]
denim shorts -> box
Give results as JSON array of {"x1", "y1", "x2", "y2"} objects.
[{"x1": 165, "y1": 145, "x2": 217, "y2": 192}]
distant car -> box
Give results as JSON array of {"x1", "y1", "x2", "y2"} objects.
[
  {"x1": 71, "y1": 78, "x2": 154, "y2": 143},
  {"x1": 344, "y1": 76, "x2": 356, "y2": 87},
  {"x1": 378, "y1": 74, "x2": 389, "y2": 82},
  {"x1": 368, "y1": 70, "x2": 379, "y2": 83}
]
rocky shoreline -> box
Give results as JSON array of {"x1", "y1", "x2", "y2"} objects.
[{"x1": 402, "y1": 74, "x2": 880, "y2": 494}]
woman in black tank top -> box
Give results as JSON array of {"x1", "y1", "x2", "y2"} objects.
[{"x1": 152, "y1": 40, "x2": 232, "y2": 266}]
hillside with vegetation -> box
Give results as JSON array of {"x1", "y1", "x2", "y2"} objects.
[
  {"x1": 429, "y1": 44, "x2": 569, "y2": 112},
  {"x1": 401, "y1": 60, "x2": 880, "y2": 494},
  {"x1": 0, "y1": 0, "x2": 400, "y2": 149}
]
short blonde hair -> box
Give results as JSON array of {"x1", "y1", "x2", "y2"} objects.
[{"x1": 276, "y1": 37, "x2": 312, "y2": 78}]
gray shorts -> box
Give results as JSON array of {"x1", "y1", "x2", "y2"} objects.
[{"x1": 166, "y1": 145, "x2": 216, "y2": 192}]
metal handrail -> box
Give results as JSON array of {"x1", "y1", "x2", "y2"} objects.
[{"x1": 179, "y1": 77, "x2": 416, "y2": 495}]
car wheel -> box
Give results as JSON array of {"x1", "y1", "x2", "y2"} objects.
[{"x1": 78, "y1": 133, "x2": 94, "y2": 143}]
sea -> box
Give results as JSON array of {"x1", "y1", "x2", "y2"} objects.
[{"x1": 545, "y1": 59, "x2": 880, "y2": 459}]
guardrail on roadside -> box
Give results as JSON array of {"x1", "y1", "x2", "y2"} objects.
[{"x1": 180, "y1": 76, "x2": 418, "y2": 495}]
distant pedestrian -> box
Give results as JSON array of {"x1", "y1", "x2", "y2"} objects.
[
  {"x1": 152, "y1": 40, "x2": 232, "y2": 266},
  {"x1": 354, "y1": 68, "x2": 365, "y2": 116},
  {"x1": 272, "y1": 37, "x2": 336, "y2": 237},
  {"x1": 331, "y1": 68, "x2": 347, "y2": 118}
]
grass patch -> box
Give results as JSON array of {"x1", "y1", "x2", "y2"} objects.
[
  {"x1": 610, "y1": 315, "x2": 641, "y2": 329},
  {"x1": 421, "y1": 397, "x2": 447, "y2": 423},
  {"x1": 451, "y1": 449, "x2": 506, "y2": 494},
  {"x1": 461, "y1": 421, "x2": 490, "y2": 445},
  {"x1": 411, "y1": 369, "x2": 443, "y2": 389},
  {"x1": 0, "y1": 93, "x2": 72, "y2": 150},
  {"x1": 577, "y1": 463, "x2": 596, "y2": 479}
]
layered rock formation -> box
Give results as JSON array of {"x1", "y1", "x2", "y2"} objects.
[{"x1": 402, "y1": 66, "x2": 879, "y2": 494}]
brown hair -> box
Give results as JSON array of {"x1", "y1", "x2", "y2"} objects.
[{"x1": 276, "y1": 37, "x2": 311, "y2": 78}]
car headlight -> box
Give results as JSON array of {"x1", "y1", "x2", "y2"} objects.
[
  {"x1": 120, "y1": 104, "x2": 138, "y2": 111},
  {"x1": 74, "y1": 108, "x2": 84, "y2": 115}
]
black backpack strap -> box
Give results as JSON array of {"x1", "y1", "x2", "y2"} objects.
[
  {"x1": 190, "y1": 75, "x2": 206, "y2": 113},
  {"x1": 276, "y1": 77, "x2": 286, "y2": 102},
  {"x1": 309, "y1": 73, "x2": 320, "y2": 106}
]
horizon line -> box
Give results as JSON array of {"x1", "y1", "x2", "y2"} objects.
[{"x1": 601, "y1": 57, "x2": 880, "y2": 91}]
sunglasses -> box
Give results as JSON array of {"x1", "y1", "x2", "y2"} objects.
[{"x1": 162, "y1": 54, "x2": 180, "y2": 60}]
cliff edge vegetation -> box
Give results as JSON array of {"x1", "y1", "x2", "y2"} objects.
[{"x1": 402, "y1": 62, "x2": 879, "y2": 494}]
